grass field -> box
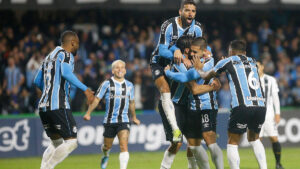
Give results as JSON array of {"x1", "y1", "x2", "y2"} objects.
[{"x1": 1, "y1": 148, "x2": 299, "y2": 169}]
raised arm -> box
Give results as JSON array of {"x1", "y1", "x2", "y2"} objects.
[{"x1": 165, "y1": 67, "x2": 200, "y2": 83}]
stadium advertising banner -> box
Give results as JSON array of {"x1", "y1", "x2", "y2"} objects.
[
  {"x1": 0, "y1": 109, "x2": 299, "y2": 158},
  {"x1": 1, "y1": 0, "x2": 300, "y2": 10}
]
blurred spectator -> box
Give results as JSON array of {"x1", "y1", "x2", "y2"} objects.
[
  {"x1": 292, "y1": 78, "x2": 300, "y2": 105},
  {"x1": 218, "y1": 82, "x2": 231, "y2": 109},
  {"x1": 3, "y1": 57, "x2": 24, "y2": 95}
]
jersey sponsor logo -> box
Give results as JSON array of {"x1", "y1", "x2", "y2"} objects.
[
  {"x1": 39, "y1": 102, "x2": 49, "y2": 107},
  {"x1": 0, "y1": 119, "x2": 30, "y2": 152},
  {"x1": 155, "y1": 70, "x2": 160, "y2": 76},
  {"x1": 247, "y1": 96, "x2": 265, "y2": 101},
  {"x1": 55, "y1": 125, "x2": 61, "y2": 130},
  {"x1": 109, "y1": 94, "x2": 128, "y2": 99}
]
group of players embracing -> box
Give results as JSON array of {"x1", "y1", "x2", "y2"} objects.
[{"x1": 150, "y1": 0, "x2": 283, "y2": 169}]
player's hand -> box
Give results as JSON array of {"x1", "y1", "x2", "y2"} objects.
[
  {"x1": 132, "y1": 117, "x2": 140, "y2": 125},
  {"x1": 84, "y1": 89, "x2": 95, "y2": 105},
  {"x1": 83, "y1": 114, "x2": 91, "y2": 121},
  {"x1": 183, "y1": 57, "x2": 192, "y2": 68},
  {"x1": 275, "y1": 114, "x2": 281, "y2": 124},
  {"x1": 174, "y1": 49, "x2": 183, "y2": 65},
  {"x1": 164, "y1": 65, "x2": 171, "y2": 71},
  {"x1": 191, "y1": 55, "x2": 204, "y2": 70},
  {"x1": 211, "y1": 78, "x2": 221, "y2": 91},
  {"x1": 203, "y1": 49, "x2": 212, "y2": 60}
]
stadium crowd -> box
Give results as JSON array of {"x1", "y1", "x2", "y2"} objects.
[{"x1": 1, "y1": 10, "x2": 300, "y2": 114}]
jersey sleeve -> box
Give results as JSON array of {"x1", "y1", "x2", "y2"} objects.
[
  {"x1": 213, "y1": 58, "x2": 231, "y2": 74},
  {"x1": 96, "y1": 81, "x2": 110, "y2": 99},
  {"x1": 194, "y1": 21, "x2": 203, "y2": 37},
  {"x1": 158, "y1": 21, "x2": 174, "y2": 59},
  {"x1": 130, "y1": 83, "x2": 135, "y2": 101},
  {"x1": 60, "y1": 52, "x2": 88, "y2": 91},
  {"x1": 165, "y1": 67, "x2": 200, "y2": 83},
  {"x1": 271, "y1": 77, "x2": 280, "y2": 115},
  {"x1": 33, "y1": 64, "x2": 44, "y2": 90}
]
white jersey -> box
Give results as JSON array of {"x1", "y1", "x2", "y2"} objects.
[{"x1": 260, "y1": 74, "x2": 280, "y2": 121}]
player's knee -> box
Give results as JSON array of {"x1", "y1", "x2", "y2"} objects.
[
  {"x1": 119, "y1": 144, "x2": 128, "y2": 152},
  {"x1": 103, "y1": 144, "x2": 112, "y2": 150},
  {"x1": 203, "y1": 131, "x2": 216, "y2": 145},
  {"x1": 65, "y1": 139, "x2": 78, "y2": 152},
  {"x1": 155, "y1": 77, "x2": 170, "y2": 93},
  {"x1": 270, "y1": 136, "x2": 278, "y2": 143}
]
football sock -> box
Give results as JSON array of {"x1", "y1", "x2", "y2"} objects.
[
  {"x1": 161, "y1": 93, "x2": 179, "y2": 131},
  {"x1": 272, "y1": 141, "x2": 281, "y2": 165},
  {"x1": 101, "y1": 144, "x2": 111, "y2": 157},
  {"x1": 227, "y1": 144, "x2": 240, "y2": 169},
  {"x1": 46, "y1": 139, "x2": 78, "y2": 169},
  {"x1": 208, "y1": 143, "x2": 224, "y2": 169},
  {"x1": 160, "y1": 150, "x2": 176, "y2": 169},
  {"x1": 41, "y1": 138, "x2": 63, "y2": 169},
  {"x1": 189, "y1": 146, "x2": 210, "y2": 169},
  {"x1": 249, "y1": 140, "x2": 267, "y2": 169},
  {"x1": 119, "y1": 151, "x2": 129, "y2": 169},
  {"x1": 187, "y1": 156, "x2": 198, "y2": 169}
]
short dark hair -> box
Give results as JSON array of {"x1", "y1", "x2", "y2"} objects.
[
  {"x1": 60, "y1": 30, "x2": 77, "y2": 45},
  {"x1": 180, "y1": 0, "x2": 196, "y2": 9},
  {"x1": 191, "y1": 37, "x2": 207, "y2": 50},
  {"x1": 229, "y1": 40, "x2": 246, "y2": 52},
  {"x1": 176, "y1": 35, "x2": 194, "y2": 53}
]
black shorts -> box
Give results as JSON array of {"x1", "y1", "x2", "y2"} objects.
[
  {"x1": 158, "y1": 101, "x2": 187, "y2": 142},
  {"x1": 103, "y1": 123, "x2": 130, "y2": 138},
  {"x1": 228, "y1": 105, "x2": 266, "y2": 134},
  {"x1": 200, "y1": 109, "x2": 217, "y2": 132},
  {"x1": 150, "y1": 62, "x2": 165, "y2": 81},
  {"x1": 39, "y1": 109, "x2": 77, "y2": 138},
  {"x1": 185, "y1": 110, "x2": 203, "y2": 139}
]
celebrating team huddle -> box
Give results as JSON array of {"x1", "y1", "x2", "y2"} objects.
[{"x1": 34, "y1": 0, "x2": 284, "y2": 169}]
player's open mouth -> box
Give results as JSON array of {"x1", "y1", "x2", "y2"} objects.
[{"x1": 187, "y1": 18, "x2": 193, "y2": 22}]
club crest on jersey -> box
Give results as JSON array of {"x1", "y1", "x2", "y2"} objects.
[
  {"x1": 236, "y1": 123, "x2": 247, "y2": 129},
  {"x1": 73, "y1": 126, "x2": 77, "y2": 133},
  {"x1": 155, "y1": 70, "x2": 160, "y2": 76}
]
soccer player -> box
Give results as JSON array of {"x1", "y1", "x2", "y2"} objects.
[
  {"x1": 257, "y1": 60, "x2": 284, "y2": 169},
  {"x1": 83, "y1": 60, "x2": 140, "y2": 169},
  {"x1": 150, "y1": 0, "x2": 202, "y2": 142},
  {"x1": 159, "y1": 36, "x2": 214, "y2": 169},
  {"x1": 193, "y1": 40, "x2": 267, "y2": 169},
  {"x1": 34, "y1": 30, "x2": 95, "y2": 169},
  {"x1": 165, "y1": 37, "x2": 224, "y2": 169}
]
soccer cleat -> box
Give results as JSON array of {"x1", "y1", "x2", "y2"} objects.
[
  {"x1": 100, "y1": 156, "x2": 109, "y2": 169},
  {"x1": 172, "y1": 129, "x2": 182, "y2": 142},
  {"x1": 276, "y1": 163, "x2": 284, "y2": 169}
]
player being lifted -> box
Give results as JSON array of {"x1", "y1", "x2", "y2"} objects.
[
  {"x1": 34, "y1": 30, "x2": 95, "y2": 169},
  {"x1": 257, "y1": 60, "x2": 284, "y2": 169},
  {"x1": 165, "y1": 37, "x2": 224, "y2": 169},
  {"x1": 84, "y1": 60, "x2": 140, "y2": 169},
  {"x1": 150, "y1": 0, "x2": 202, "y2": 142},
  {"x1": 193, "y1": 40, "x2": 267, "y2": 169},
  {"x1": 159, "y1": 36, "x2": 218, "y2": 169}
]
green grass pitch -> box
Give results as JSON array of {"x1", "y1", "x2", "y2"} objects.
[{"x1": 1, "y1": 148, "x2": 299, "y2": 169}]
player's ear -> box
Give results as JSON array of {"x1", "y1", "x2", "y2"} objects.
[{"x1": 179, "y1": 9, "x2": 182, "y2": 16}]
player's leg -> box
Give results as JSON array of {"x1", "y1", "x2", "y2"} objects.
[
  {"x1": 202, "y1": 110, "x2": 223, "y2": 169},
  {"x1": 186, "y1": 110, "x2": 210, "y2": 169},
  {"x1": 248, "y1": 107, "x2": 267, "y2": 169},
  {"x1": 151, "y1": 63, "x2": 181, "y2": 141},
  {"x1": 101, "y1": 124, "x2": 118, "y2": 169},
  {"x1": 227, "y1": 106, "x2": 248, "y2": 169},
  {"x1": 39, "y1": 111, "x2": 64, "y2": 169},
  {"x1": 42, "y1": 109, "x2": 78, "y2": 169},
  {"x1": 158, "y1": 101, "x2": 182, "y2": 169},
  {"x1": 117, "y1": 127, "x2": 130, "y2": 169},
  {"x1": 270, "y1": 136, "x2": 284, "y2": 169},
  {"x1": 186, "y1": 146, "x2": 198, "y2": 169}
]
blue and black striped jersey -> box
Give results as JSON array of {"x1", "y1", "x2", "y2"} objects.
[
  {"x1": 96, "y1": 77, "x2": 134, "y2": 124},
  {"x1": 213, "y1": 55, "x2": 265, "y2": 108},
  {"x1": 38, "y1": 46, "x2": 74, "y2": 111}
]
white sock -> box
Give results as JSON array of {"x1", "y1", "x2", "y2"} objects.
[
  {"x1": 160, "y1": 150, "x2": 176, "y2": 169},
  {"x1": 227, "y1": 144, "x2": 240, "y2": 169},
  {"x1": 46, "y1": 139, "x2": 78, "y2": 169},
  {"x1": 41, "y1": 138, "x2": 63, "y2": 169},
  {"x1": 187, "y1": 156, "x2": 198, "y2": 169},
  {"x1": 189, "y1": 146, "x2": 210, "y2": 169},
  {"x1": 119, "y1": 152, "x2": 129, "y2": 169},
  {"x1": 161, "y1": 93, "x2": 179, "y2": 131},
  {"x1": 208, "y1": 143, "x2": 224, "y2": 169},
  {"x1": 249, "y1": 140, "x2": 267, "y2": 169},
  {"x1": 101, "y1": 144, "x2": 111, "y2": 157}
]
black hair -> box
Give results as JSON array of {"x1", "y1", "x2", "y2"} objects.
[
  {"x1": 176, "y1": 35, "x2": 194, "y2": 53},
  {"x1": 191, "y1": 37, "x2": 207, "y2": 50},
  {"x1": 180, "y1": 0, "x2": 196, "y2": 9},
  {"x1": 60, "y1": 30, "x2": 77, "y2": 45},
  {"x1": 229, "y1": 40, "x2": 247, "y2": 53}
]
